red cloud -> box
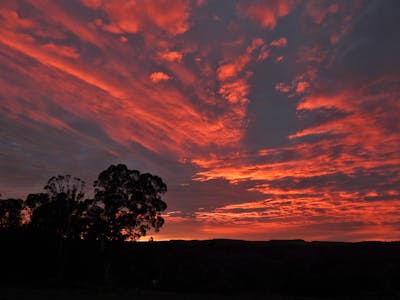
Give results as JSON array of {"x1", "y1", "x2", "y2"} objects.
[
  {"x1": 41, "y1": 43, "x2": 80, "y2": 59},
  {"x1": 275, "y1": 82, "x2": 291, "y2": 93},
  {"x1": 0, "y1": 3, "x2": 252, "y2": 160},
  {"x1": 191, "y1": 75, "x2": 400, "y2": 241},
  {"x1": 237, "y1": 0, "x2": 297, "y2": 29},
  {"x1": 85, "y1": 0, "x2": 190, "y2": 36},
  {"x1": 270, "y1": 37, "x2": 287, "y2": 48},
  {"x1": 0, "y1": 8, "x2": 34, "y2": 29},
  {"x1": 304, "y1": 0, "x2": 339, "y2": 25},
  {"x1": 193, "y1": 198, "x2": 400, "y2": 241},
  {"x1": 2, "y1": 0, "x2": 399, "y2": 242}
]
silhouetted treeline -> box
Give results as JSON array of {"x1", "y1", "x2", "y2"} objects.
[
  {"x1": 0, "y1": 164, "x2": 167, "y2": 241},
  {"x1": 1, "y1": 164, "x2": 168, "y2": 284}
]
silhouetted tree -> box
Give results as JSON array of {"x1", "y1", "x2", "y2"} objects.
[
  {"x1": 25, "y1": 192, "x2": 49, "y2": 218},
  {"x1": 87, "y1": 164, "x2": 167, "y2": 241},
  {"x1": 0, "y1": 198, "x2": 23, "y2": 229},
  {"x1": 45, "y1": 175, "x2": 85, "y2": 202},
  {"x1": 26, "y1": 175, "x2": 86, "y2": 238},
  {"x1": 24, "y1": 176, "x2": 87, "y2": 281}
]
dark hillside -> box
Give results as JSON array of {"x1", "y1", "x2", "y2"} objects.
[{"x1": 1, "y1": 230, "x2": 400, "y2": 297}]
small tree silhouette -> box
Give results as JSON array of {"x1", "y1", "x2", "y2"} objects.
[
  {"x1": 86, "y1": 164, "x2": 167, "y2": 241},
  {"x1": 0, "y1": 197, "x2": 23, "y2": 229}
]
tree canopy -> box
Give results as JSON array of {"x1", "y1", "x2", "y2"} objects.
[
  {"x1": 25, "y1": 176, "x2": 86, "y2": 239},
  {"x1": 89, "y1": 164, "x2": 167, "y2": 241}
]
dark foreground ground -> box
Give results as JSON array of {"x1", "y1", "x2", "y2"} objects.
[
  {"x1": 1, "y1": 230, "x2": 400, "y2": 299},
  {"x1": 1, "y1": 287, "x2": 399, "y2": 300}
]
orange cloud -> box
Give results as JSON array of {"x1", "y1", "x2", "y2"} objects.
[
  {"x1": 217, "y1": 38, "x2": 266, "y2": 108},
  {"x1": 159, "y1": 51, "x2": 184, "y2": 63},
  {"x1": 217, "y1": 38, "x2": 265, "y2": 81},
  {"x1": 150, "y1": 71, "x2": 172, "y2": 83},
  {"x1": 295, "y1": 81, "x2": 310, "y2": 94},
  {"x1": 218, "y1": 79, "x2": 250, "y2": 104}
]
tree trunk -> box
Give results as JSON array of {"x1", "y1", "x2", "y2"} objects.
[
  {"x1": 57, "y1": 237, "x2": 67, "y2": 283},
  {"x1": 100, "y1": 239, "x2": 112, "y2": 284}
]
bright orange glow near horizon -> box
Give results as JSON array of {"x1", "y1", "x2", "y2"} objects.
[{"x1": 1, "y1": 0, "x2": 399, "y2": 242}]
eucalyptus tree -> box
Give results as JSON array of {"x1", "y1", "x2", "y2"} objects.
[
  {"x1": 27, "y1": 175, "x2": 86, "y2": 238},
  {"x1": 86, "y1": 164, "x2": 167, "y2": 241}
]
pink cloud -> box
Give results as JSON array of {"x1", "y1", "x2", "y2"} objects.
[
  {"x1": 275, "y1": 82, "x2": 291, "y2": 93},
  {"x1": 81, "y1": 0, "x2": 102, "y2": 9},
  {"x1": 275, "y1": 55, "x2": 284, "y2": 63}
]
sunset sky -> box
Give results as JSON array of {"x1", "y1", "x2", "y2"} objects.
[{"x1": 1, "y1": 0, "x2": 399, "y2": 241}]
